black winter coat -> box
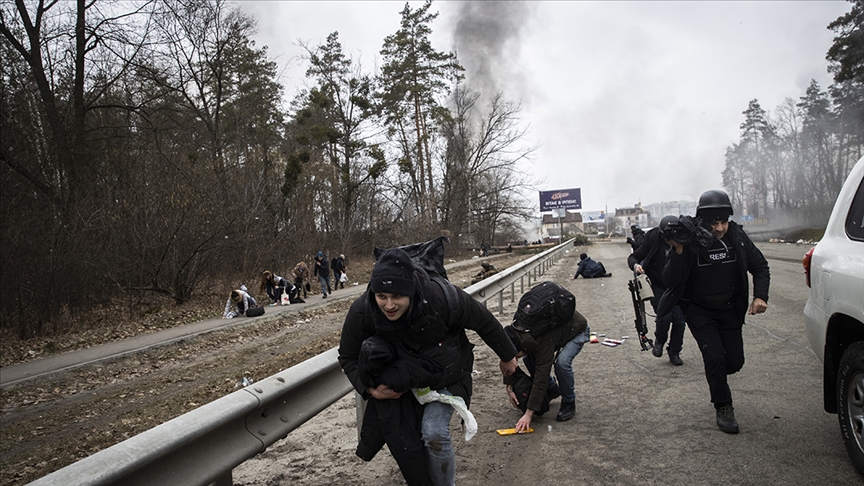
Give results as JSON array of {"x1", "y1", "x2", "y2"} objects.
[
  {"x1": 332, "y1": 256, "x2": 345, "y2": 273},
  {"x1": 627, "y1": 227, "x2": 670, "y2": 289},
  {"x1": 659, "y1": 221, "x2": 770, "y2": 321},
  {"x1": 339, "y1": 271, "x2": 517, "y2": 405},
  {"x1": 314, "y1": 255, "x2": 330, "y2": 277},
  {"x1": 504, "y1": 310, "x2": 588, "y2": 412}
]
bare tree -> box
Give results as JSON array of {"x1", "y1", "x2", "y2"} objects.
[{"x1": 440, "y1": 86, "x2": 536, "y2": 246}]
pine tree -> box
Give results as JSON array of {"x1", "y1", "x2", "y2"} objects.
[{"x1": 377, "y1": 0, "x2": 463, "y2": 229}]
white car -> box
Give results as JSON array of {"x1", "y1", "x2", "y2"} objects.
[{"x1": 803, "y1": 155, "x2": 864, "y2": 473}]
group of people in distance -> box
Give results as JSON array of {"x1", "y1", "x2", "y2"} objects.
[
  {"x1": 338, "y1": 188, "x2": 770, "y2": 485},
  {"x1": 221, "y1": 253, "x2": 349, "y2": 319}
]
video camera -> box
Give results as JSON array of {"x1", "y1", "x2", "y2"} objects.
[{"x1": 661, "y1": 215, "x2": 715, "y2": 250}]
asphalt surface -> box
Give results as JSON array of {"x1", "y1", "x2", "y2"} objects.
[
  {"x1": 229, "y1": 239, "x2": 861, "y2": 485},
  {"x1": 5, "y1": 239, "x2": 853, "y2": 485}
]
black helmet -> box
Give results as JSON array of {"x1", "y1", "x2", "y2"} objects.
[
  {"x1": 696, "y1": 190, "x2": 733, "y2": 222},
  {"x1": 658, "y1": 215, "x2": 678, "y2": 233}
]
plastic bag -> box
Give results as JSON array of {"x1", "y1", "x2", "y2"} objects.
[
  {"x1": 413, "y1": 387, "x2": 477, "y2": 441},
  {"x1": 340, "y1": 273, "x2": 348, "y2": 283},
  {"x1": 281, "y1": 289, "x2": 291, "y2": 305}
]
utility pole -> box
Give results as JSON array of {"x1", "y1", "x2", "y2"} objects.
[{"x1": 605, "y1": 196, "x2": 616, "y2": 236}]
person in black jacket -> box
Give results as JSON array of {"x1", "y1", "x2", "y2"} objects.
[
  {"x1": 573, "y1": 253, "x2": 611, "y2": 278},
  {"x1": 626, "y1": 225, "x2": 646, "y2": 251},
  {"x1": 503, "y1": 307, "x2": 591, "y2": 430},
  {"x1": 661, "y1": 190, "x2": 770, "y2": 434},
  {"x1": 314, "y1": 251, "x2": 331, "y2": 298},
  {"x1": 259, "y1": 270, "x2": 293, "y2": 306},
  {"x1": 338, "y1": 247, "x2": 518, "y2": 486},
  {"x1": 332, "y1": 254, "x2": 346, "y2": 290},
  {"x1": 627, "y1": 216, "x2": 687, "y2": 365}
]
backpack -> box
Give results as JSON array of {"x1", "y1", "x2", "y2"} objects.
[
  {"x1": 512, "y1": 281, "x2": 575, "y2": 338},
  {"x1": 375, "y1": 236, "x2": 450, "y2": 280}
]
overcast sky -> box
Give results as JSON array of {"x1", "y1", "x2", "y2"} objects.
[{"x1": 239, "y1": 0, "x2": 851, "y2": 214}]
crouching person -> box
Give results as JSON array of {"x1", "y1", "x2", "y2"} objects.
[
  {"x1": 504, "y1": 297, "x2": 590, "y2": 431},
  {"x1": 223, "y1": 285, "x2": 257, "y2": 318},
  {"x1": 338, "y1": 247, "x2": 517, "y2": 485}
]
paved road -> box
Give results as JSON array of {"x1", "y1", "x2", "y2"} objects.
[{"x1": 228, "y1": 240, "x2": 861, "y2": 485}]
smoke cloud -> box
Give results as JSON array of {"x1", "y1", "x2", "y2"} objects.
[{"x1": 450, "y1": 1, "x2": 537, "y2": 103}]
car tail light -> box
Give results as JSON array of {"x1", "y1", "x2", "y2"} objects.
[{"x1": 803, "y1": 247, "x2": 815, "y2": 288}]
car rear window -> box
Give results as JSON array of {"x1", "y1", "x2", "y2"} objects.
[{"x1": 846, "y1": 176, "x2": 864, "y2": 242}]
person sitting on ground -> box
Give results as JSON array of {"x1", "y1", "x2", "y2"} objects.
[
  {"x1": 260, "y1": 270, "x2": 292, "y2": 306},
  {"x1": 573, "y1": 253, "x2": 612, "y2": 278},
  {"x1": 471, "y1": 262, "x2": 498, "y2": 284},
  {"x1": 223, "y1": 285, "x2": 257, "y2": 319}
]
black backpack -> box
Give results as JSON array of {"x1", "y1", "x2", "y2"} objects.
[{"x1": 512, "y1": 281, "x2": 575, "y2": 338}]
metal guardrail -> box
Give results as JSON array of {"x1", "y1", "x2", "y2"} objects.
[
  {"x1": 27, "y1": 239, "x2": 575, "y2": 486},
  {"x1": 464, "y1": 238, "x2": 574, "y2": 314}
]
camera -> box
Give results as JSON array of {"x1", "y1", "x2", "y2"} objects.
[{"x1": 662, "y1": 215, "x2": 715, "y2": 250}]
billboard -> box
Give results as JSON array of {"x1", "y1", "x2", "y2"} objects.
[{"x1": 539, "y1": 188, "x2": 582, "y2": 211}]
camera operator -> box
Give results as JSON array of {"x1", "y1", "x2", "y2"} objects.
[
  {"x1": 660, "y1": 190, "x2": 770, "y2": 434},
  {"x1": 626, "y1": 215, "x2": 686, "y2": 366}
]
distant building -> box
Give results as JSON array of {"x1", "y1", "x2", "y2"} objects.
[
  {"x1": 540, "y1": 211, "x2": 583, "y2": 240},
  {"x1": 642, "y1": 200, "x2": 697, "y2": 226},
  {"x1": 615, "y1": 203, "x2": 650, "y2": 230}
]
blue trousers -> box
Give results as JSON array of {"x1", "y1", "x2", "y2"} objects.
[
  {"x1": 318, "y1": 275, "x2": 331, "y2": 296},
  {"x1": 524, "y1": 326, "x2": 591, "y2": 404},
  {"x1": 421, "y1": 389, "x2": 456, "y2": 485}
]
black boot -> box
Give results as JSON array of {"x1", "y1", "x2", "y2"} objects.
[
  {"x1": 652, "y1": 340, "x2": 664, "y2": 358},
  {"x1": 668, "y1": 350, "x2": 683, "y2": 366},
  {"x1": 716, "y1": 405, "x2": 739, "y2": 434},
  {"x1": 556, "y1": 401, "x2": 575, "y2": 422}
]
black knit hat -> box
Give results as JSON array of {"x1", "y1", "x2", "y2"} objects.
[{"x1": 370, "y1": 248, "x2": 416, "y2": 296}]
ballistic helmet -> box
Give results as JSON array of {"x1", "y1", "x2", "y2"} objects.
[
  {"x1": 696, "y1": 190, "x2": 733, "y2": 222},
  {"x1": 658, "y1": 215, "x2": 678, "y2": 233}
]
